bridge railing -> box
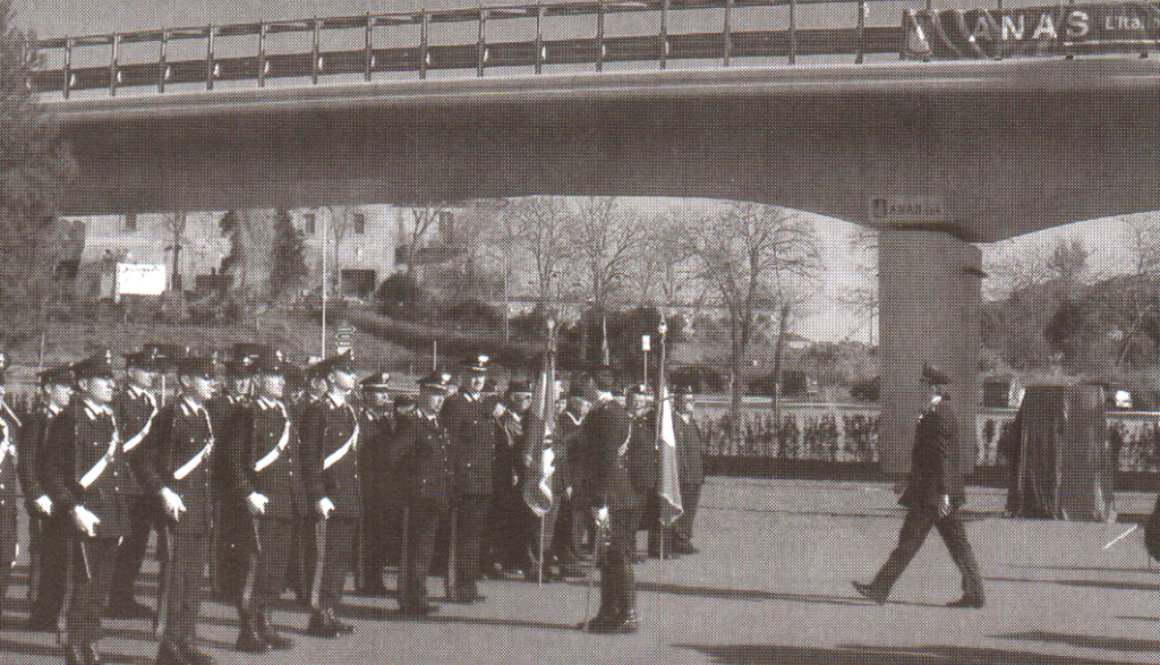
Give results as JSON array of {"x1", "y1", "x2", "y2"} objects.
[{"x1": 30, "y1": 0, "x2": 904, "y2": 97}]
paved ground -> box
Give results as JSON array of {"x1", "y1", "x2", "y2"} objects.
[{"x1": 3, "y1": 478, "x2": 1158, "y2": 665}]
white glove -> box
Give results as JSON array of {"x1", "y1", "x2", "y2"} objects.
[
  {"x1": 72, "y1": 505, "x2": 100, "y2": 537},
  {"x1": 316, "y1": 497, "x2": 335, "y2": 519},
  {"x1": 33, "y1": 494, "x2": 53, "y2": 515},
  {"x1": 592, "y1": 505, "x2": 610, "y2": 530},
  {"x1": 159, "y1": 487, "x2": 187, "y2": 521},
  {"x1": 247, "y1": 492, "x2": 269, "y2": 516},
  {"x1": 541, "y1": 447, "x2": 556, "y2": 478},
  {"x1": 937, "y1": 494, "x2": 952, "y2": 519}
]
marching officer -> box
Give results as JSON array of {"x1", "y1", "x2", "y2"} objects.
[
  {"x1": 108, "y1": 348, "x2": 164, "y2": 619},
  {"x1": 441, "y1": 354, "x2": 495, "y2": 603},
  {"x1": 221, "y1": 350, "x2": 298, "y2": 653},
  {"x1": 670, "y1": 383, "x2": 705, "y2": 556},
  {"x1": 20, "y1": 364, "x2": 75, "y2": 631},
  {"x1": 299, "y1": 351, "x2": 360, "y2": 637},
  {"x1": 356, "y1": 370, "x2": 394, "y2": 596},
  {"x1": 390, "y1": 371, "x2": 453, "y2": 616},
  {"x1": 0, "y1": 352, "x2": 18, "y2": 630},
  {"x1": 40, "y1": 352, "x2": 129, "y2": 665},
  {"x1": 853, "y1": 363, "x2": 985, "y2": 608},
  {"x1": 623, "y1": 386, "x2": 661, "y2": 560},
  {"x1": 284, "y1": 358, "x2": 325, "y2": 603},
  {"x1": 138, "y1": 355, "x2": 219, "y2": 665},
  {"x1": 579, "y1": 365, "x2": 644, "y2": 634}
]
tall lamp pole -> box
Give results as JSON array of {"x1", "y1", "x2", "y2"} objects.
[{"x1": 321, "y1": 209, "x2": 328, "y2": 357}]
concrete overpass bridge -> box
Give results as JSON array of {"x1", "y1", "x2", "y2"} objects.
[{"x1": 31, "y1": 0, "x2": 1160, "y2": 473}]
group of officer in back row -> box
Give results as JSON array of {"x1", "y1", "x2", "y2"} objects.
[{"x1": 0, "y1": 344, "x2": 706, "y2": 665}]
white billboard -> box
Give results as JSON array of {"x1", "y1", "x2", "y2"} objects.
[{"x1": 114, "y1": 263, "x2": 167, "y2": 301}]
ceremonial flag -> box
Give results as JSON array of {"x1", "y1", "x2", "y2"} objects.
[
  {"x1": 600, "y1": 314, "x2": 610, "y2": 365},
  {"x1": 655, "y1": 324, "x2": 683, "y2": 526},
  {"x1": 523, "y1": 323, "x2": 559, "y2": 518}
]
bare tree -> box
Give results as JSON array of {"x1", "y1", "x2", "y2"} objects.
[
  {"x1": 629, "y1": 210, "x2": 698, "y2": 308},
  {"x1": 396, "y1": 205, "x2": 444, "y2": 276},
  {"x1": 506, "y1": 196, "x2": 573, "y2": 305},
  {"x1": 568, "y1": 197, "x2": 647, "y2": 364},
  {"x1": 835, "y1": 226, "x2": 879, "y2": 344},
  {"x1": 689, "y1": 203, "x2": 822, "y2": 441},
  {"x1": 161, "y1": 212, "x2": 189, "y2": 292}
]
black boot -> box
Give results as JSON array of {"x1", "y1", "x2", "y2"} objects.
[
  {"x1": 255, "y1": 608, "x2": 293, "y2": 650},
  {"x1": 235, "y1": 608, "x2": 269, "y2": 653},
  {"x1": 323, "y1": 607, "x2": 354, "y2": 635},
  {"x1": 155, "y1": 640, "x2": 186, "y2": 665},
  {"x1": 306, "y1": 610, "x2": 340, "y2": 638},
  {"x1": 177, "y1": 640, "x2": 216, "y2": 665}
]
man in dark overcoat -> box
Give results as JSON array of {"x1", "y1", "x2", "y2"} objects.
[
  {"x1": 853, "y1": 364, "x2": 985, "y2": 608},
  {"x1": 356, "y1": 370, "x2": 394, "y2": 595},
  {"x1": 579, "y1": 366, "x2": 644, "y2": 634}
]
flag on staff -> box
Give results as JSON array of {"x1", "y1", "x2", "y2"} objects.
[
  {"x1": 600, "y1": 314, "x2": 610, "y2": 365},
  {"x1": 523, "y1": 323, "x2": 559, "y2": 518},
  {"x1": 655, "y1": 324, "x2": 683, "y2": 526}
]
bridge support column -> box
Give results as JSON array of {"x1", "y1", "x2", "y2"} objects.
[{"x1": 878, "y1": 228, "x2": 983, "y2": 477}]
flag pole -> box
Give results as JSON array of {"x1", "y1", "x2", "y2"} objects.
[{"x1": 656, "y1": 321, "x2": 667, "y2": 561}]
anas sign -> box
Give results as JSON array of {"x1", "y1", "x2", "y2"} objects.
[{"x1": 902, "y1": 2, "x2": 1159, "y2": 60}]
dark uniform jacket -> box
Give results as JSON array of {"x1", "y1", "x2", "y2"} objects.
[
  {"x1": 0, "y1": 405, "x2": 18, "y2": 549},
  {"x1": 560, "y1": 410, "x2": 590, "y2": 501},
  {"x1": 40, "y1": 398, "x2": 129, "y2": 539},
  {"x1": 137, "y1": 397, "x2": 215, "y2": 536},
  {"x1": 581, "y1": 397, "x2": 643, "y2": 512},
  {"x1": 300, "y1": 393, "x2": 361, "y2": 516},
  {"x1": 628, "y1": 409, "x2": 659, "y2": 494},
  {"x1": 357, "y1": 407, "x2": 392, "y2": 505},
  {"x1": 899, "y1": 396, "x2": 964, "y2": 511},
  {"x1": 388, "y1": 410, "x2": 453, "y2": 505},
  {"x1": 441, "y1": 392, "x2": 495, "y2": 496},
  {"x1": 113, "y1": 385, "x2": 159, "y2": 497},
  {"x1": 673, "y1": 413, "x2": 705, "y2": 488},
  {"x1": 495, "y1": 410, "x2": 524, "y2": 491},
  {"x1": 18, "y1": 403, "x2": 56, "y2": 509},
  {"x1": 224, "y1": 395, "x2": 305, "y2": 520},
  {"x1": 208, "y1": 392, "x2": 248, "y2": 492}
]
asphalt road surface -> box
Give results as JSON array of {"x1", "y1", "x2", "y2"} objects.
[{"x1": 2, "y1": 478, "x2": 1157, "y2": 665}]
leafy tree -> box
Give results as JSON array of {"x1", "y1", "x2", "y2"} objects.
[
  {"x1": 270, "y1": 207, "x2": 307, "y2": 299},
  {"x1": 0, "y1": 0, "x2": 76, "y2": 313}
]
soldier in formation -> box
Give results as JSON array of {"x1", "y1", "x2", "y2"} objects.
[{"x1": 7, "y1": 344, "x2": 716, "y2": 664}]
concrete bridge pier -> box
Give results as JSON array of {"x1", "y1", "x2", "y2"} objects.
[{"x1": 878, "y1": 228, "x2": 983, "y2": 477}]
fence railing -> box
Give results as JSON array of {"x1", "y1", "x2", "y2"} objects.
[
  {"x1": 30, "y1": 0, "x2": 901, "y2": 97},
  {"x1": 694, "y1": 401, "x2": 1160, "y2": 473}
]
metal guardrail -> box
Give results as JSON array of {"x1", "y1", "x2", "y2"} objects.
[{"x1": 30, "y1": 0, "x2": 899, "y2": 98}]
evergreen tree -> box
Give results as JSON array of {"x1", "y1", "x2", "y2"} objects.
[{"x1": 270, "y1": 207, "x2": 308, "y2": 299}]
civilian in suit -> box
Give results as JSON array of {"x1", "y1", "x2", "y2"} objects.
[
  {"x1": 670, "y1": 384, "x2": 705, "y2": 556},
  {"x1": 356, "y1": 371, "x2": 394, "y2": 596}
]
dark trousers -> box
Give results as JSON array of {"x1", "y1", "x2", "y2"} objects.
[
  {"x1": 109, "y1": 495, "x2": 156, "y2": 604},
  {"x1": 599, "y1": 507, "x2": 642, "y2": 620},
  {"x1": 361, "y1": 500, "x2": 388, "y2": 587},
  {"x1": 671, "y1": 481, "x2": 702, "y2": 545},
  {"x1": 254, "y1": 518, "x2": 294, "y2": 608},
  {"x1": 312, "y1": 516, "x2": 356, "y2": 608},
  {"x1": 286, "y1": 513, "x2": 315, "y2": 600},
  {"x1": 525, "y1": 492, "x2": 561, "y2": 569},
  {"x1": 67, "y1": 537, "x2": 118, "y2": 646},
  {"x1": 870, "y1": 507, "x2": 984, "y2": 599},
  {"x1": 161, "y1": 534, "x2": 208, "y2": 644},
  {"x1": 28, "y1": 514, "x2": 67, "y2": 624},
  {"x1": 399, "y1": 500, "x2": 447, "y2": 611},
  {"x1": 448, "y1": 494, "x2": 489, "y2": 593},
  {"x1": 0, "y1": 508, "x2": 13, "y2": 622}
]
